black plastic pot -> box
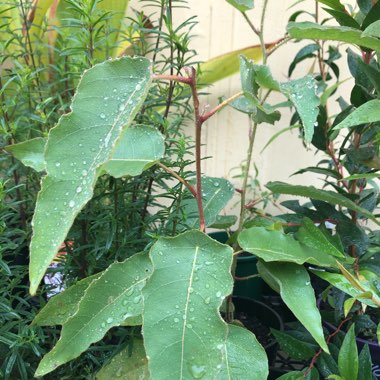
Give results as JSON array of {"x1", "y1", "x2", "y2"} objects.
[
  {"x1": 209, "y1": 232, "x2": 263, "y2": 300},
  {"x1": 232, "y1": 296, "x2": 284, "y2": 366}
]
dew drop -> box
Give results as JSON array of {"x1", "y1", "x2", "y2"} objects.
[
  {"x1": 305, "y1": 281, "x2": 311, "y2": 286},
  {"x1": 213, "y1": 181, "x2": 219, "y2": 187},
  {"x1": 133, "y1": 295, "x2": 141, "y2": 304},
  {"x1": 82, "y1": 170, "x2": 88, "y2": 177},
  {"x1": 55, "y1": 162, "x2": 61, "y2": 167},
  {"x1": 174, "y1": 317, "x2": 179, "y2": 323},
  {"x1": 190, "y1": 364, "x2": 206, "y2": 379},
  {"x1": 76, "y1": 186, "x2": 82, "y2": 193},
  {"x1": 216, "y1": 291, "x2": 222, "y2": 298},
  {"x1": 106, "y1": 317, "x2": 113, "y2": 324},
  {"x1": 136, "y1": 83, "x2": 142, "y2": 91},
  {"x1": 69, "y1": 200, "x2": 75, "y2": 208},
  {"x1": 204, "y1": 297, "x2": 210, "y2": 305},
  {"x1": 100, "y1": 113, "x2": 106, "y2": 119}
]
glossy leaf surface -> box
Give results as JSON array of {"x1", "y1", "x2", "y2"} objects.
[
  {"x1": 142, "y1": 231, "x2": 233, "y2": 380},
  {"x1": 35, "y1": 252, "x2": 152, "y2": 376},
  {"x1": 257, "y1": 261, "x2": 328, "y2": 352},
  {"x1": 29, "y1": 57, "x2": 152, "y2": 294},
  {"x1": 338, "y1": 324, "x2": 358, "y2": 380}
]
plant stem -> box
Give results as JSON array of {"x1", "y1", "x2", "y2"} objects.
[
  {"x1": 259, "y1": 0, "x2": 269, "y2": 64},
  {"x1": 158, "y1": 162, "x2": 197, "y2": 198}
]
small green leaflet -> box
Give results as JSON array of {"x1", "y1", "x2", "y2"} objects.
[
  {"x1": 100, "y1": 125, "x2": 165, "y2": 177},
  {"x1": 257, "y1": 262, "x2": 329, "y2": 353},
  {"x1": 29, "y1": 57, "x2": 152, "y2": 295},
  {"x1": 226, "y1": 0, "x2": 254, "y2": 12},
  {"x1": 142, "y1": 231, "x2": 234, "y2": 379},
  {"x1": 35, "y1": 252, "x2": 152, "y2": 376},
  {"x1": 333, "y1": 99, "x2": 380, "y2": 130},
  {"x1": 96, "y1": 339, "x2": 149, "y2": 380},
  {"x1": 362, "y1": 20, "x2": 380, "y2": 39},
  {"x1": 238, "y1": 227, "x2": 338, "y2": 268},
  {"x1": 5, "y1": 137, "x2": 46, "y2": 172}
]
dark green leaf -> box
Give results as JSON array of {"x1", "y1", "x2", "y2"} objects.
[
  {"x1": 361, "y1": 0, "x2": 380, "y2": 30},
  {"x1": 316, "y1": 0, "x2": 346, "y2": 12},
  {"x1": 357, "y1": 344, "x2": 373, "y2": 380},
  {"x1": 288, "y1": 44, "x2": 320, "y2": 77},
  {"x1": 323, "y1": 8, "x2": 361, "y2": 29}
]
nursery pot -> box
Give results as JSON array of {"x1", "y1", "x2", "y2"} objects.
[
  {"x1": 209, "y1": 232, "x2": 263, "y2": 300},
  {"x1": 318, "y1": 299, "x2": 380, "y2": 379},
  {"x1": 231, "y1": 296, "x2": 283, "y2": 366}
]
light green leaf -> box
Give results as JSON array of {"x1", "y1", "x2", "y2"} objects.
[
  {"x1": 343, "y1": 172, "x2": 380, "y2": 180},
  {"x1": 96, "y1": 339, "x2": 149, "y2": 380},
  {"x1": 181, "y1": 176, "x2": 235, "y2": 228},
  {"x1": 310, "y1": 270, "x2": 380, "y2": 307},
  {"x1": 344, "y1": 298, "x2": 356, "y2": 317},
  {"x1": 35, "y1": 252, "x2": 152, "y2": 376},
  {"x1": 29, "y1": 57, "x2": 152, "y2": 295},
  {"x1": 33, "y1": 273, "x2": 102, "y2": 326},
  {"x1": 209, "y1": 215, "x2": 238, "y2": 229},
  {"x1": 338, "y1": 324, "x2": 358, "y2": 380},
  {"x1": 333, "y1": 99, "x2": 380, "y2": 130},
  {"x1": 358, "y1": 344, "x2": 373, "y2": 380},
  {"x1": 226, "y1": 0, "x2": 254, "y2": 12},
  {"x1": 377, "y1": 324, "x2": 380, "y2": 345},
  {"x1": 280, "y1": 76, "x2": 320, "y2": 143},
  {"x1": 238, "y1": 227, "x2": 338, "y2": 267},
  {"x1": 362, "y1": 20, "x2": 380, "y2": 39},
  {"x1": 217, "y1": 324, "x2": 268, "y2": 380},
  {"x1": 257, "y1": 262, "x2": 329, "y2": 353},
  {"x1": 253, "y1": 64, "x2": 281, "y2": 91},
  {"x1": 261, "y1": 124, "x2": 300, "y2": 152},
  {"x1": 287, "y1": 22, "x2": 380, "y2": 52},
  {"x1": 5, "y1": 137, "x2": 46, "y2": 172},
  {"x1": 100, "y1": 125, "x2": 165, "y2": 178},
  {"x1": 142, "y1": 231, "x2": 233, "y2": 380},
  {"x1": 266, "y1": 181, "x2": 380, "y2": 225},
  {"x1": 297, "y1": 218, "x2": 346, "y2": 258}
]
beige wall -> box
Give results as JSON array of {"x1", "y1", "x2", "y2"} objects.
[{"x1": 131, "y1": 0, "x2": 355, "y2": 215}]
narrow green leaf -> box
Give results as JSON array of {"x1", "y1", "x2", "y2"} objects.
[
  {"x1": 142, "y1": 231, "x2": 233, "y2": 380},
  {"x1": 334, "y1": 99, "x2": 380, "y2": 130},
  {"x1": 100, "y1": 125, "x2": 165, "y2": 178},
  {"x1": 258, "y1": 262, "x2": 329, "y2": 352},
  {"x1": 358, "y1": 344, "x2": 373, "y2": 380},
  {"x1": 260, "y1": 124, "x2": 300, "y2": 152},
  {"x1": 310, "y1": 270, "x2": 380, "y2": 307},
  {"x1": 266, "y1": 181, "x2": 380, "y2": 225},
  {"x1": 5, "y1": 137, "x2": 46, "y2": 172},
  {"x1": 287, "y1": 22, "x2": 380, "y2": 52},
  {"x1": 293, "y1": 166, "x2": 340, "y2": 179},
  {"x1": 280, "y1": 76, "x2": 320, "y2": 143},
  {"x1": 33, "y1": 273, "x2": 101, "y2": 326},
  {"x1": 377, "y1": 323, "x2": 380, "y2": 343},
  {"x1": 181, "y1": 176, "x2": 235, "y2": 228},
  {"x1": 96, "y1": 339, "x2": 149, "y2": 380},
  {"x1": 362, "y1": 20, "x2": 380, "y2": 38},
  {"x1": 343, "y1": 298, "x2": 356, "y2": 317},
  {"x1": 288, "y1": 44, "x2": 320, "y2": 77},
  {"x1": 29, "y1": 57, "x2": 152, "y2": 295},
  {"x1": 338, "y1": 324, "x2": 358, "y2": 380},
  {"x1": 238, "y1": 227, "x2": 338, "y2": 267},
  {"x1": 226, "y1": 0, "x2": 254, "y2": 12},
  {"x1": 323, "y1": 8, "x2": 361, "y2": 29},
  {"x1": 217, "y1": 324, "x2": 268, "y2": 380},
  {"x1": 343, "y1": 173, "x2": 380, "y2": 180},
  {"x1": 361, "y1": 1, "x2": 380, "y2": 30},
  {"x1": 209, "y1": 215, "x2": 238, "y2": 229},
  {"x1": 297, "y1": 218, "x2": 346, "y2": 258},
  {"x1": 35, "y1": 252, "x2": 153, "y2": 376},
  {"x1": 316, "y1": 0, "x2": 346, "y2": 12}
]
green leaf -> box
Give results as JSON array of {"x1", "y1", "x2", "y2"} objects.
[
  {"x1": 343, "y1": 298, "x2": 356, "y2": 317},
  {"x1": 261, "y1": 124, "x2": 300, "y2": 152},
  {"x1": 271, "y1": 329, "x2": 317, "y2": 360},
  {"x1": 358, "y1": 344, "x2": 373, "y2": 380},
  {"x1": 181, "y1": 176, "x2": 235, "y2": 228},
  {"x1": 29, "y1": 57, "x2": 152, "y2": 295},
  {"x1": 226, "y1": 0, "x2": 254, "y2": 12},
  {"x1": 288, "y1": 44, "x2": 320, "y2": 77},
  {"x1": 32, "y1": 273, "x2": 102, "y2": 326},
  {"x1": 362, "y1": 20, "x2": 380, "y2": 38},
  {"x1": 35, "y1": 252, "x2": 153, "y2": 376},
  {"x1": 280, "y1": 76, "x2": 320, "y2": 143},
  {"x1": 297, "y1": 217, "x2": 346, "y2": 258},
  {"x1": 217, "y1": 324, "x2": 268, "y2": 380},
  {"x1": 142, "y1": 231, "x2": 233, "y2": 380},
  {"x1": 238, "y1": 227, "x2": 338, "y2": 267},
  {"x1": 378, "y1": 323, "x2": 380, "y2": 344},
  {"x1": 257, "y1": 262, "x2": 329, "y2": 353},
  {"x1": 323, "y1": 8, "x2": 361, "y2": 29},
  {"x1": 5, "y1": 137, "x2": 46, "y2": 172},
  {"x1": 209, "y1": 215, "x2": 238, "y2": 229},
  {"x1": 310, "y1": 270, "x2": 380, "y2": 307},
  {"x1": 252, "y1": 64, "x2": 280, "y2": 91},
  {"x1": 96, "y1": 339, "x2": 149, "y2": 380},
  {"x1": 316, "y1": 0, "x2": 346, "y2": 12},
  {"x1": 361, "y1": 1, "x2": 380, "y2": 30},
  {"x1": 343, "y1": 172, "x2": 380, "y2": 180},
  {"x1": 333, "y1": 99, "x2": 380, "y2": 130},
  {"x1": 266, "y1": 181, "x2": 380, "y2": 225},
  {"x1": 100, "y1": 125, "x2": 164, "y2": 178},
  {"x1": 287, "y1": 22, "x2": 380, "y2": 52},
  {"x1": 338, "y1": 324, "x2": 358, "y2": 380}
]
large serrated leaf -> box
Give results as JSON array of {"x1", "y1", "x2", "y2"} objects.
[
  {"x1": 142, "y1": 231, "x2": 233, "y2": 380},
  {"x1": 100, "y1": 125, "x2": 165, "y2": 177},
  {"x1": 280, "y1": 76, "x2": 320, "y2": 143},
  {"x1": 5, "y1": 137, "x2": 46, "y2": 172},
  {"x1": 333, "y1": 99, "x2": 380, "y2": 130},
  {"x1": 266, "y1": 181, "x2": 380, "y2": 225},
  {"x1": 238, "y1": 227, "x2": 338, "y2": 267},
  {"x1": 287, "y1": 22, "x2": 380, "y2": 52},
  {"x1": 217, "y1": 324, "x2": 268, "y2": 380},
  {"x1": 180, "y1": 176, "x2": 235, "y2": 229},
  {"x1": 257, "y1": 261, "x2": 329, "y2": 353},
  {"x1": 33, "y1": 273, "x2": 102, "y2": 326},
  {"x1": 29, "y1": 57, "x2": 152, "y2": 295},
  {"x1": 35, "y1": 252, "x2": 152, "y2": 376},
  {"x1": 96, "y1": 339, "x2": 149, "y2": 380}
]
